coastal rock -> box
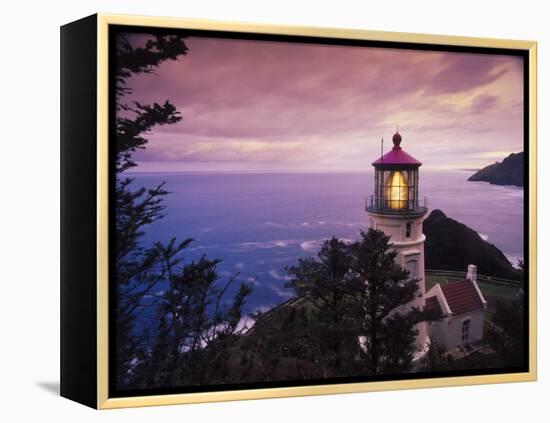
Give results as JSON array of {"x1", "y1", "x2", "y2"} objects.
[
  {"x1": 423, "y1": 209, "x2": 522, "y2": 280},
  {"x1": 468, "y1": 152, "x2": 524, "y2": 187}
]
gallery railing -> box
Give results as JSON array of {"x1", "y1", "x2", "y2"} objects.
[{"x1": 365, "y1": 195, "x2": 428, "y2": 215}]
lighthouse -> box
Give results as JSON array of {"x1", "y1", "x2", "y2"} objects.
[{"x1": 366, "y1": 130, "x2": 429, "y2": 354}]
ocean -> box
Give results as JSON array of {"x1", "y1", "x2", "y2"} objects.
[{"x1": 127, "y1": 170, "x2": 524, "y2": 313}]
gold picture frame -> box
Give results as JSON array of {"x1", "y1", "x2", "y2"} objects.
[{"x1": 60, "y1": 13, "x2": 537, "y2": 409}]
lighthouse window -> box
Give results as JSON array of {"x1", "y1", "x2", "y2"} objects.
[
  {"x1": 406, "y1": 222, "x2": 412, "y2": 238},
  {"x1": 384, "y1": 170, "x2": 409, "y2": 210},
  {"x1": 378, "y1": 168, "x2": 418, "y2": 211}
]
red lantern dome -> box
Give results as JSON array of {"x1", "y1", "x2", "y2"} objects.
[
  {"x1": 372, "y1": 132, "x2": 422, "y2": 166},
  {"x1": 367, "y1": 131, "x2": 427, "y2": 215}
]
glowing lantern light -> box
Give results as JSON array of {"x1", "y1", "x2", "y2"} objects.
[
  {"x1": 368, "y1": 130, "x2": 424, "y2": 214},
  {"x1": 386, "y1": 170, "x2": 408, "y2": 209}
]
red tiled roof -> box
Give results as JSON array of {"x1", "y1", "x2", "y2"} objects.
[
  {"x1": 372, "y1": 147, "x2": 422, "y2": 166},
  {"x1": 425, "y1": 296, "x2": 442, "y2": 315},
  {"x1": 440, "y1": 279, "x2": 484, "y2": 315}
]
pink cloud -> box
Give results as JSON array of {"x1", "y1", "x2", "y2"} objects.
[{"x1": 119, "y1": 33, "x2": 524, "y2": 171}]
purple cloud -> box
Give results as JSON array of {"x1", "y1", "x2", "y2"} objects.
[{"x1": 119, "y1": 33, "x2": 524, "y2": 172}]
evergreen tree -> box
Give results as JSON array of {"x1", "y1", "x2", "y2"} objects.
[
  {"x1": 254, "y1": 230, "x2": 431, "y2": 379},
  {"x1": 112, "y1": 33, "x2": 253, "y2": 389},
  {"x1": 421, "y1": 341, "x2": 454, "y2": 372},
  {"x1": 153, "y1": 238, "x2": 253, "y2": 386},
  {"x1": 286, "y1": 237, "x2": 364, "y2": 377},
  {"x1": 486, "y1": 290, "x2": 525, "y2": 368},
  {"x1": 239, "y1": 305, "x2": 329, "y2": 381},
  {"x1": 349, "y1": 229, "x2": 425, "y2": 375},
  {"x1": 113, "y1": 33, "x2": 189, "y2": 386}
]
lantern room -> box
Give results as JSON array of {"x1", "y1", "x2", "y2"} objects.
[{"x1": 366, "y1": 131, "x2": 427, "y2": 215}]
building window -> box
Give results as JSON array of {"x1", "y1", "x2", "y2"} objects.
[
  {"x1": 461, "y1": 319, "x2": 471, "y2": 343},
  {"x1": 405, "y1": 222, "x2": 412, "y2": 238}
]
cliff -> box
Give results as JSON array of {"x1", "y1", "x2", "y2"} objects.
[
  {"x1": 468, "y1": 152, "x2": 524, "y2": 187},
  {"x1": 423, "y1": 209, "x2": 522, "y2": 281}
]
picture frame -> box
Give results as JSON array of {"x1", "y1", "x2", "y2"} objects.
[{"x1": 60, "y1": 13, "x2": 537, "y2": 409}]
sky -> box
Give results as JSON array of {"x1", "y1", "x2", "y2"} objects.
[{"x1": 122, "y1": 34, "x2": 524, "y2": 172}]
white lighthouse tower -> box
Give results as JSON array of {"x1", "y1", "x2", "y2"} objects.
[{"x1": 366, "y1": 130, "x2": 429, "y2": 353}]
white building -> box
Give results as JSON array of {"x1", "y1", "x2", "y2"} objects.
[{"x1": 425, "y1": 265, "x2": 487, "y2": 351}]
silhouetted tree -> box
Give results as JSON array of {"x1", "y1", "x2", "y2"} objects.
[
  {"x1": 115, "y1": 34, "x2": 188, "y2": 172},
  {"x1": 285, "y1": 237, "x2": 363, "y2": 376},
  {"x1": 153, "y1": 238, "x2": 252, "y2": 386},
  {"x1": 350, "y1": 229, "x2": 426, "y2": 375},
  {"x1": 113, "y1": 32, "x2": 189, "y2": 387},
  {"x1": 113, "y1": 33, "x2": 253, "y2": 389},
  {"x1": 245, "y1": 230, "x2": 430, "y2": 380},
  {"x1": 486, "y1": 290, "x2": 525, "y2": 368},
  {"x1": 238, "y1": 304, "x2": 330, "y2": 381},
  {"x1": 421, "y1": 341, "x2": 454, "y2": 372}
]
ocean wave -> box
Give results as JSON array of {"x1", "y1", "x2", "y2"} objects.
[
  {"x1": 268, "y1": 269, "x2": 292, "y2": 281},
  {"x1": 232, "y1": 239, "x2": 296, "y2": 251},
  {"x1": 264, "y1": 220, "x2": 364, "y2": 229},
  {"x1": 252, "y1": 304, "x2": 276, "y2": 314},
  {"x1": 300, "y1": 240, "x2": 322, "y2": 253},
  {"x1": 504, "y1": 190, "x2": 524, "y2": 198},
  {"x1": 233, "y1": 236, "x2": 356, "y2": 254},
  {"x1": 246, "y1": 276, "x2": 261, "y2": 286},
  {"x1": 490, "y1": 185, "x2": 524, "y2": 198},
  {"x1": 266, "y1": 283, "x2": 294, "y2": 299},
  {"x1": 300, "y1": 237, "x2": 355, "y2": 253},
  {"x1": 505, "y1": 254, "x2": 524, "y2": 268},
  {"x1": 187, "y1": 244, "x2": 220, "y2": 251},
  {"x1": 237, "y1": 316, "x2": 254, "y2": 334}
]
